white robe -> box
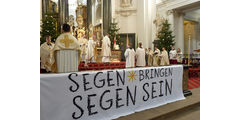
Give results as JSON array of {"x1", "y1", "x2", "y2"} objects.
[
  {"x1": 102, "y1": 36, "x2": 111, "y2": 62},
  {"x1": 153, "y1": 49, "x2": 160, "y2": 66},
  {"x1": 160, "y1": 50, "x2": 170, "y2": 65},
  {"x1": 52, "y1": 33, "x2": 81, "y2": 73},
  {"x1": 53, "y1": 33, "x2": 80, "y2": 51},
  {"x1": 147, "y1": 50, "x2": 154, "y2": 66},
  {"x1": 86, "y1": 39, "x2": 96, "y2": 62},
  {"x1": 135, "y1": 47, "x2": 146, "y2": 67},
  {"x1": 78, "y1": 37, "x2": 88, "y2": 61},
  {"x1": 124, "y1": 48, "x2": 135, "y2": 68},
  {"x1": 40, "y1": 42, "x2": 55, "y2": 71},
  {"x1": 177, "y1": 52, "x2": 183, "y2": 63},
  {"x1": 169, "y1": 50, "x2": 177, "y2": 60}
]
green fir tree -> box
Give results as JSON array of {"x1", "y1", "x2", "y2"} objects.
[
  {"x1": 108, "y1": 21, "x2": 121, "y2": 49},
  {"x1": 157, "y1": 19, "x2": 175, "y2": 52},
  {"x1": 40, "y1": 13, "x2": 59, "y2": 45}
]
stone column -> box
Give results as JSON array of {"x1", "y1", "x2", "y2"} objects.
[
  {"x1": 174, "y1": 11, "x2": 185, "y2": 54},
  {"x1": 42, "y1": 0, "x2": 49, "y2": 18},
  {"x1": 137, "y1": 0, "x2": 145, "y2": 48},
  {"x1": 58, "y1": 0, "x2": 69, "y2": 25},
  {"x1": 87, "y1": 1, "x2": 92, "y2": 32},
  {"x1": 103, "y1": 0, "x2": 112, "y2": 33},
  {"x1": 151, "y1": 0, "x2": 156, "y2": 49}
]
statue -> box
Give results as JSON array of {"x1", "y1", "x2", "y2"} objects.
[
  {"x1": 68, "y1": 15, "x2": 75, "y2": 27},
  {"x1": 76, "y1": 15, "x2": 84, "y2": 28},
  {"x1": 75, "y1": 15, "x2": 86, "y2": 40},
  {"x1": 88, "y1": 24, "x2": 94, "y2": 38},
  {"x1": 68, "y1": 15, "x2": 75, "y2": 35},
  {"x1": 121, "y1": 0, "x2": 132, "y2": 8}
]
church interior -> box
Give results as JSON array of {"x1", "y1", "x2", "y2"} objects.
[
  {"x1": 40, "y1": 0, "x2": 200, "y2": 119},
  {"x1": 40, "y1": 0, "x2": 200, "y2": 70}
]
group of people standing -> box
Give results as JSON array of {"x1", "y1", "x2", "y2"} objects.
[
  {"x1": 124, "y1": 43, "x2": 183, "y2": 68},
  {"x1": 40, "y1": 23, "x2": 111, "y2": 72},
  {"x1": 41, "y1": 23, "x2": 184, "y2": 73}
]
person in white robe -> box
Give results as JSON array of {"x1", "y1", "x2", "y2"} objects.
[
  {"x1": 86, "y1": 37, "x2": 96, "y2": 63},
  {"x1": 153, "y1": 46, "x2": 160, "y2": 66},
  {"x1": 169, "y1": 46, "x2": 177, "y2": 60},
  {"x1": 147, "y1": 48, "x2": 154, "y2": 66},
  {"x1": 160, "y1": 47, "x2": 170, "y2": 66},
  {"x1": 102, "y1": 33, "x2": 111, "y2": 62},
  {"x1": 40, "y1": 36, "x2": 55, "y2": 72},
  {"x1": 135, "y1": 42, "x2": 146, "y2": 67},
  {"x1": 124, "y1": 45, "x2": 135, "y2": 68},
  {"x1": 177, "y1": 48, "x2": 183, "y2": 63},
  {"x1": 51, "y1": 24, "x2": 81, "y2": 73},
  {"x1": 78, "y1": 33, "x2": 88, "y2": 62}
]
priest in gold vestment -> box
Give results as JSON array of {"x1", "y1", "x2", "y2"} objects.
[
  {"x1": 160, "y1": 47, "x2": 170, "y2": 66},
  {"x1": 147, "y1": 48, "x2": 153, "y2": 66},
  {"x1": 40, "y1": 36, "x2": 55, "y2": 72},
  {"x1": 153, "y1": 47, "x2": 160, "y2": 66},
  {"x1": 51, "y1": 24, "x2": 81, "y2": 73}
]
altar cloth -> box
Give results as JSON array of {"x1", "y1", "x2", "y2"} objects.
[{"x1": 41, "y1": 65, "x2": 185, "y2": 120}]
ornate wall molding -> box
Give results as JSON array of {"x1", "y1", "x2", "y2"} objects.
[{"x1": 115, "y1": 8, "x2": 137, "y2": 17}]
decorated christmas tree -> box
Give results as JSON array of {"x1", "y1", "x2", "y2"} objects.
[
  {"x1": 108, "y1": 21, "x2": 121, "y2": 49},
  {"x1": 40, "y1": 13, "x2": 59, "y2": 45},
  {"x1": 157, "y1": 19, "x2": 175, "y2": 52}
]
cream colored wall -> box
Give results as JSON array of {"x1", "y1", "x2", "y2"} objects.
[
  {"x1": 156, "y1": 0, "x2": 200, "y2": 54},
  {"x1": 113, "y1": 0, "x2": 156, "y2": 49}
]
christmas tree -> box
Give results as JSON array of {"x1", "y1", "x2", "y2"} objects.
[
  {"x1": 157, "y1": 19, "x2": 175, "y2": 52},
  {"x1": 40, "y1": 13, "x2": 59, "y2": 45},
  {"x1": 108, "y1": 21, "x2": 121, "y2": 49}
]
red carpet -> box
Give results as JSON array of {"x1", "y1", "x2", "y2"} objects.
[{"x1": 188, "y1": 77, "x2": 200, "y2": 89}]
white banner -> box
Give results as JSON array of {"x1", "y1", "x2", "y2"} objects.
[{"x1": 41, "y1": 65, "x2": 185, "y2": 120}]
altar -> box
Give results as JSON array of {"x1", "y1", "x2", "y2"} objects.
[
  {"x1": 41, "y1": 65, "x2": 185, "y2": 120},
  {"x1": 96, "y1": 48, "x2": 122, "y2": 62}
]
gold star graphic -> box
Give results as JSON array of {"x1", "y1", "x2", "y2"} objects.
[{"x1": 128, "y1": 70, "x2": 137, "y2": 82}]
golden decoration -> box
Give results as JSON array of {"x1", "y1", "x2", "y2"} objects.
[
  {"x1": 60, "y1": 35, "x2": 74, "y2": 48},
  {"x1": 128, "y1": 70, "x2": 137, "y2": 82}
]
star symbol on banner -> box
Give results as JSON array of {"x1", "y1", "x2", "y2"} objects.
[{"x1": 128, "y1": 70, "x2": 137, "y2": 82}]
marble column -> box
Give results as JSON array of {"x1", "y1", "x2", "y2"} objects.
[
  {"x1": 103, "y1": 0, "x2": 112, "y2": 34},
  {"x1": 174, "y1": 11, "x2": 185, "y2": 54},
  {"x1": 42, "y1": 0, "x2": 49, "y2": 18},
  {"x1": 151, "y1": 0, "x2": 156, "y2": 49},
  {"x1": 87, "y1": 1, "x2": 92, "y2": 29},
  {"x1": 58, "y1": 0, "x2": 69, "y2": 25},
  {"x1": 136, "y1": 0, "x2": 145, "y2": 48}
]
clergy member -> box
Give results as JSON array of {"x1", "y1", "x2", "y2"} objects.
[
  {"x1": 51, "y1": 24, "x2": 81, "y2": 72},
  {"x1": 160, "y1": 47, "x2": 170, "y2": 65},
  {"x1": 102, "y1": 33, "x2": 111, "y2": 62},
  {"x1": 40, "y1": 35, "x2": 55, "y2": 72},
  {"x1": 135, "y1": 42, "x2": 146, "y2": 67},
  {"x1": 145, "y1": 48, "x2": 148, "y2": 66},
  {"x1": 124, "y1": 45, "x2": 135, "y2": 68},
  {"x1": 153, "y1": 46, "x2": 160, "y2": 66},
  {"x1": 169, "y1": 46, "x2": 177, "y2": 64},
  {"x1": 177, "y1": 48, "x2": 183, "y2": 64},
  {"x1": 78, "y1": 32, "x2": 88, "y2": 62},
  {"x1": 86, "y1": 37, "x2": 96, "y2": 63},
  {"x1": 147, "y1": 48, "x2": 154, "y2": 66}
]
